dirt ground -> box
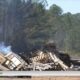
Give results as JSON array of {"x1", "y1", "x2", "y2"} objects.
[{"x1": 0, "y1": 76, "x2": 80, "y2": 80}]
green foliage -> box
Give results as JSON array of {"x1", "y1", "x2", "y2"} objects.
[
  {"x1": 49, "y1": 4, "x2": 63, "y2": 16},
  {"x1": 0, "y1": 0, "x2": 80, "y2": 55}
]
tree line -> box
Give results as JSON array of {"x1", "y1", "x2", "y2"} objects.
[{"x1": 0, "y1": 0, "x2": 80, "y2": 56}]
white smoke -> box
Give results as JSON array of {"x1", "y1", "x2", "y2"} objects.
[{"x1": 0, "y1": 42, "x2": 12, "y2": 54}]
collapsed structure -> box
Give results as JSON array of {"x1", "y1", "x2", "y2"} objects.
[
  {"x1": 30, "y1": 41, "x2": 72, "y2": 71},
  {"x1": 0, "y1": 41, "x2": 80, "y2": 71},
  {"x1": 0, "y1": 52, "x2": 27, "y2": 70}
]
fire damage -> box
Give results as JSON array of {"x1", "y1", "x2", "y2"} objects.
[{"x1": 0, "y1": 41, "x2": 80, "y2": 71}]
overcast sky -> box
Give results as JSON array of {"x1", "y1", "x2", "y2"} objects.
[{"x1": 46, "y1": 0, "x2": 80, "y2": 14}]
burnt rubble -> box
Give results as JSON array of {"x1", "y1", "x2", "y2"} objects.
[{"x1": 0, "y1": 42, "x2": 80, "y2": 71}]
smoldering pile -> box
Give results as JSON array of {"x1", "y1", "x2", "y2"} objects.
[{"x1": 0, "y1": 41, "x2": 80, "y2": 71}]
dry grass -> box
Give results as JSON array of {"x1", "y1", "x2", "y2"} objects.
[{"x1": 0, "y1": 76, "x2": 80, "y2": 80}]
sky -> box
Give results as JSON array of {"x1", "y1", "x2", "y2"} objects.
[{"x1": 46, "y1": 0, "x2": 80, "y2": 14}]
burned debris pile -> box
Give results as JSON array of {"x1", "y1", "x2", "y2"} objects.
[{"x1": 0, "y1": 42, "x2": 80, "y2": 71}]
